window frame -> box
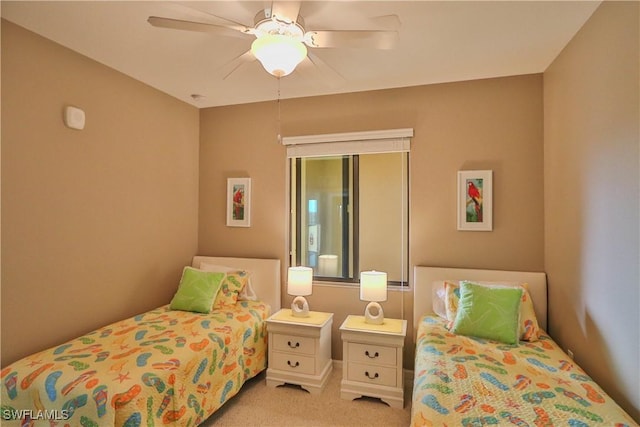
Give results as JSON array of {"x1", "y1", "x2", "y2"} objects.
[
  {"x1": 283, "y1": 128, "x2": 413, "y2": 288},
  {"x1": 293, "y1": 156, "x2": 360, "y2": 283}
]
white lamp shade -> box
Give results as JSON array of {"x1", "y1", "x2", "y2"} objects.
[
  {"x1": 251, "y1": 34, "x2": 308, "y2": 77},
  {"x1": 287, "y1": 266, "x2": 313, "y2": 296},
  {"x1": 359, "y1": 271, "x2": 387, "y2": 302}
]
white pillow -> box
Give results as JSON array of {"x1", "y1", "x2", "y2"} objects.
[
  {"x1": 431, "y1": 280, "x2": 448, "y2": 319},
  {"x1": 199, "y1": 263, "x2": 258, "y2": 301}
]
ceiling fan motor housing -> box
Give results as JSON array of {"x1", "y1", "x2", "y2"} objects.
[{"x1": 253, "y1": 9, "x2": 305, "y2": 40}]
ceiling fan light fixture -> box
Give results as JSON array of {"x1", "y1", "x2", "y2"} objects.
[{"x1": 251, "y1": 34, "x2": 307, "y2": 77}]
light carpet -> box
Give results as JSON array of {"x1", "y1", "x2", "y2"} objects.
[{"x1": 201, "y1": 366, "x2": 412, "y2": 426}]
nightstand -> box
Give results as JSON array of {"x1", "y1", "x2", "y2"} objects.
[
  {"x1": 339, "y1": 315, "x2": 407, "y2": 408},
  {"x1": 265, "y1": 309, "x2": 333, "y2": 394}
]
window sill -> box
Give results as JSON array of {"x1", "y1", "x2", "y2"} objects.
[{"x1": 312, "y1": 280, "x2": 411, "y2": 291}]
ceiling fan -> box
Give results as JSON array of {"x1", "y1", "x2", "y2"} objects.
[{"x1": 148, "y1": 1, "x2": 399, "y2": 79}]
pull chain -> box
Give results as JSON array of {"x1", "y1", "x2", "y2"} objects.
[{"x1": 277, "y1": 77, "x2": 282, "y2": 144}]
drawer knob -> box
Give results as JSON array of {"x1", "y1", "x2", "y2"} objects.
[
  {"x1": 365, "y1": 350, "x2": 379, "y2": 359},
  {"x1": 287, "y1": 360, "x2": 300, "y2": 368},
  {"x1": 365, "y1": 371, "x2": 379, "y2": 380},
  {"x1": 287, "y1": 341, "x2": 300, "y2": 349}
]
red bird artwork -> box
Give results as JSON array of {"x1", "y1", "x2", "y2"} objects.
[
  {"x1": 233, "y1": 187, "x2": 244, "y2": 220},
  {"x1": 467, "y1": 181, "x2": 483, "y2": 222}
]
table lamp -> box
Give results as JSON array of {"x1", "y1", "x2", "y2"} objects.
[
  {"x1": 360, "y1": 271, "x2": 388, "y2": 324},
  {"x1": 288, "y1": 266, "x2": 313, "y2": 317}
]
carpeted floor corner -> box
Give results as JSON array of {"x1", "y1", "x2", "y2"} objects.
[{"x1": 201, "y1": 366, "x2": 412, "y2": 426}]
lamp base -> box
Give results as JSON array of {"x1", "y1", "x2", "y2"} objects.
[
  {"x1": 291, "y1": 296, "x2": 310, "y2": 317},
  {"x1": 364, "y1": 301, "x2": 384, "y2": 325}
]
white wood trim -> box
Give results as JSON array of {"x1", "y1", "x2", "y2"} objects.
[
  {"x1": 282, "y1": 128, "x2": 414, "y2": 146},
  {"x1": 283, "y1": 128, "x2": 413, "y2": 158}
]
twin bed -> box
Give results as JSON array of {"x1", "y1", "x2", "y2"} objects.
[
  {"x1": 1, "y1": 256, "x2": 280, "y2": 426},
  {"x1": 411, "y1": 266, "x2": 635, "y2": 427},
  {"x1": 3, "y1": 259, "x2": 634, "y2": 426}
]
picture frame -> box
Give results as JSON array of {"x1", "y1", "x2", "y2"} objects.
[
  {"x1": 226, "y1": 178, "x2": 251, "y2": 227},
  {"x1": 457, "y1": 170, "x2": 492, "y2": 231}
]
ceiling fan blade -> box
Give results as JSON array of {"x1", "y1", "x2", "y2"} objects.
[
  {"x1": 147, "y1": 16, "x2": 251, "y2": 39},
  {"x1": 370, "y1": 15, "x2": 401, "y2": 31},
  {"x1": 174, "y1": 4, "x2": 254, "y2": 31},
  {"x1": 297, "y1": 52, "x2": 345, "y2": 87},
  {"x1": 305, "y1": 30, "x2": 399, "y2": 50},
  {"x1": 270, "y1": 1, "x2": 302, "y2": 24},
  {"x1": 217, "y1": 50, "x2": 257, "y2": 80}
]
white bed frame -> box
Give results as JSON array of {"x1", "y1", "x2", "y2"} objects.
[
  {"x1": 192, "y1": 256, "x2": 281, "y2": 312},
  {"x1": 413, "y1": 266, "x2": 547, "y2": 335}
]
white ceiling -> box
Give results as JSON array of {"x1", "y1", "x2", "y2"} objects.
[{"x1": 1, "y1": 1, "x2": 600, "y2": 108}]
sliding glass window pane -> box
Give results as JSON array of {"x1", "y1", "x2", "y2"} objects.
[
  {"x1": 358, "y1": 153, "x2": 408, "y2": 285},
  {"x1": 291, "y1": 152, "x2": 408, "y2": 285},
  {"x1": 295, "y1": 156, "x2": 354, "y2": 279}
]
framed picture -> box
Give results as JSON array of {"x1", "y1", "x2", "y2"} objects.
[
  {"x1": 226, "y1": 178, "x2": 251, "y2": 227},
  {"x1": 457, "y1": 170, "x2": 492, "y2": 231}
]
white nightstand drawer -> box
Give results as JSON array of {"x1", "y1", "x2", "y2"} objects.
[
  {"x1": 348, "y1": 342, "x2": 396, "y2": 365},
  {"x1": 271, "y1": 352, "x2": 316, "y2": 375},
  {"x1": 266, "y1": 310, "x2": 333, "y2": 394},
  {"x1": 347, "y1": 362, "x2": 397, "y2": 387},
  {"x1": 339, "y1": 316, "x2": 407, "y2": 408},
  {"x1": 272, "y1": 334, "x2": 315, "y2": 355}
]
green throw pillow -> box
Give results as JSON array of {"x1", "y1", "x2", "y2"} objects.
[
  {"x1": 170, "y1": 267, "x2": 225, "y2": 313},
  {"x1": 451, "y1": 281, "x2": 523, "y2": 345}
]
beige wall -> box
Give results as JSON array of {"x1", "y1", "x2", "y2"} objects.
[
  {"x1": 3, "y1": 5, "x2": 638, "y2": 418},
  {"x1": 1, "y1": 21, "x2": 200, "y2": 365},
  {"x1": 199, "y1": 74, "x2": 545, "y2": 365},
  {"x1": 544, "y1": 2, "x2": 639, "y2": 421}
]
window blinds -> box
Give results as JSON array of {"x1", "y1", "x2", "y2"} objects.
[{"x1": 282, "y1": 128, "x2": 413, "y2": 158}]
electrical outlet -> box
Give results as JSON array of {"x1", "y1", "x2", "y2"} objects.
[{"x1": 567, "y1": 349, "x2": 574, "y2": 359}]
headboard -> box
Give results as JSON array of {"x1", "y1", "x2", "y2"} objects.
[
  {"x1": 413, "y1": 266, "x2": 547, "y2": 333},
  {"x1": 192, "y1": 256, "x2": 281, "y2": 312}
]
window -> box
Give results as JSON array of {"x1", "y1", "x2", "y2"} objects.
[{"x1": 284, "y1": 129, "x2": 412, "y2": 286}]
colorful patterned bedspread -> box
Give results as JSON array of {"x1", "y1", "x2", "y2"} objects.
[
  {"x1": 411, "y1": 315, "x2": 635, "y2": 427},
  {"x1": 1, "y1": 301, "x2": 269, "y2": 426}
]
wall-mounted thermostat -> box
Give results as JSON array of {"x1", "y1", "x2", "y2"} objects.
[{"x1": 64, "y1": 106, "x2": 85, "y2": 130}]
